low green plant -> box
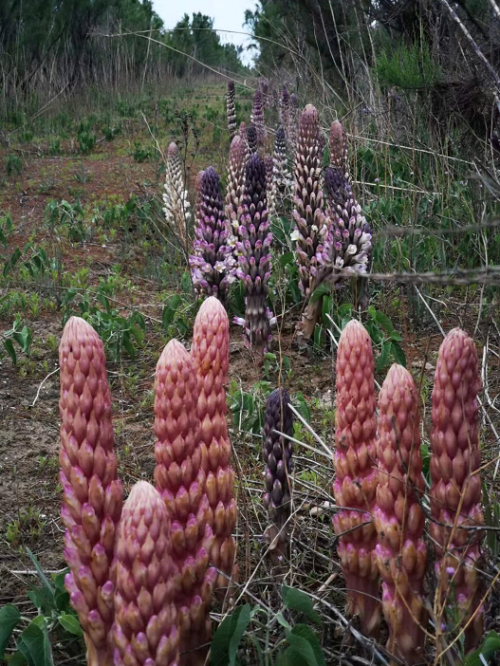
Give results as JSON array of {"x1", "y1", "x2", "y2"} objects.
[
  {"x1": 2, "y1": 314, "x2": 32, "y2": 364},
  {"x1": 62, "y1": 290, "x2": 145, "y2": 361},
  {"x1": 210, "y1": 585, "x2": 325, "y2": 666},
  {"x1": 6, "y1": 154, "x2": 23, "y2": 176},
  {"x1": 77, "y1": 130, "x2": 96, "y2": 154},
  {"x1": 0, "y1": 550, "x2": 83, "y2": 666},
  {"x1": 132, "y1": 141, "x2": 153, "y2": 162}
]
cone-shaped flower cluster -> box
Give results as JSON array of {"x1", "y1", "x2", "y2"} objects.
[
  {"x1": 264, "y1": 154, "x2": 274, "y2": 215},
  {"x1": 271, "y1": 126, "x2": 292, "y2": 218},
  {"x1": 288, "y1": 93, "x2": 298, "y2": 154},
  {"x1": 292, "y1": 104, "x2": 329, "y2": 297},
  {"x1": 374, "y1": 365, "x2": 427, "y2": 665},
  {"x1": 226, "y1": 81, "x2": 237, "y2": 141},
  {"x1": 234, "y1": 153, "x2": 275, "y2": 350},
  {"x1": 163, "y1": 142, "x2": 191, "y2": 252},
  {"x1": 280, "y1": 87, "x2": 290, "y2": 143},
  {"x1": 113, "y1": 481, "x2": 179, "y2": 666},
  {"x1": 191, "y1": 298, "x2": 237, "y2": 596},
  {"x1": 251, "y1": 89, "x2": 265, "y2": 148},
  {"x1": 59, "y1": 316, "x2": 123, "y2": 666},
  {"x1": 246, "y1": 124, "x2": 258, "y2": 155},
  {"x1": 430, "y1": 328, "x2": 484, "y2": 649},
  {"x1": 333, "y1": 320, "x2": 380, "y2": 638},
  {"x1": 263, "y1": 388, "x2": 293, "y2": 557},
  {"x1": 225, "y1": 135, "x2": 247, "y2": 234},
  {"x1": 189, "y1": 166, "x2": 236, "y2": 302},
  {"x1": 329, "y1": 120, "x2": 349, "y2": 179},
  {"x1": 324, "y1": 166, "x2": 372, "y2": 281},
  {"x1": 154, "y1": 339, "x2": 216, "y2": 665}
]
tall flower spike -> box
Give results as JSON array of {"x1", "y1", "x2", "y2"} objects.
[
  {"x1": 271, "y1": 127, "x2": 292, "y2": 218},
  {"x1": 226, "y1": 80, "x2": 237, "y2": 141},
  {"x1": 333, "y1": 320, "x2": 380, "y2": 638},
  {"x1": 189, "y1": 166, "x2": 236, "y2": 302},
  {"x1": 163, "y1": 142, "x2": 191, "y2": 253},
  {"x1": 264, "y1": 154, "x2": 274, "y2": 217},
  {"x1": 113, "y1": 481, "x2": 179, "y2": 666},
  {"x1": 251, "y1": 89, "x2": 265, "y2": 148},
  {"x1": 374, "y1": 365, "x2": 427, "y2": 664},
  {"x1": 246, "y1": 124, "x2": 258, "y2": 155},
  {"x1": 329, "y1": 120, "x2": 349, "y2": 180},
  {"x1": 154, "y1": 339, "x2": 215, "y2": 666},
  {"x1": 280, "y1": 86, "x2": 290, "y2": 143},
  {"x1": 263, "y1": 388, "x2": 293, "y2": 559},
  {"x1": 59, "y1": 316, "x2": 123, "y2": 666},
  {"x1": 191, "y1": 298, "x2": 237, "y2": 597},
  {"x1": 292, "y1": 104, "x2": 328, "y2": 297},
  {"x1": 430, "y1": 328, "x2": 484, "y2": 651},
  {"x1": 225, "y1": 135, "x2": 248, "y2": 235},
  {"x1": 235, "y1": 154, "x2": 275, "y2": 350},
  {"x1": 288, "y1": 93, "x2": 299, "y2": 153}
]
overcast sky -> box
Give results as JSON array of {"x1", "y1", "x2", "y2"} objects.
[{"x1": 153, "y1": 0, "x2": 257, "y2": 64}]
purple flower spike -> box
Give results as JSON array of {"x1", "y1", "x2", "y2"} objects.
[
  {"x1": 263, "y1": 388, "x2": 293, "y2": 560},
  {"x1": 189, "y1": 167, "x2": 236, "y2": 302},
  {"x1": 251, "y1": 89, "x2": 265, "y2": 148},
  {"x1": 226, "y1": 81, "x2": 237, "y2": 141},
  {"x1": 236, "y1": 154, "x2": 275, "y2": 350}
]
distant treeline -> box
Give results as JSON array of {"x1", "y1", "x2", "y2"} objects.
[{"x1": 0, "y1": 0, "x2": 246, "y2": 110}]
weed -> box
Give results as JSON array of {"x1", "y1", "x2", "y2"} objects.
[{"x1": 6, "y1": 154, "x2": 22, "y2": 176}]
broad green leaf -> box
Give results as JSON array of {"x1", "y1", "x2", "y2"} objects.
[
  {"x1": 284, "y1": 634, "x2": 317, "y2": 666},
  {"x1": 228, "y1": 604, "x2": 251, "y2": 666},
  {"x1": 310, "y1": 283, "x2": 331, "y2": 304},
  {"x1": 281, "y1": 586, "x2": 321, "y2": 625},
  {"x1": 17, "y1": 620, "x2": 53, "y2": 666},
  {"x1": 58, "y1": 612, "x2": 83, "y2": 636},
  {"x1": 4, "y1": 338, "x2": 17, "y2": 364},
  {"x1": 162, "y1": 295, "x2": 183, "y2": 329},
  {"x1": 0, "y1": 605, "x2": 21, "y2": 657},
  {"x1": 278, "y1": 251, "x2": 294, "y2": 267},
  {"x1": 391, "y1": 341, "x2": 406, "y2": 367},
  {"x1": 372, "y1": 309, "x2": 394, "y2": 332},
  {"x1": 211, "y1": 604, "x2": 251, "y2": 666},
  {"x1": 27, "y1": 588, "x2": 55, "y2": 615},
  {"x1": 465, "y1": 630, "x2": 500, "y2": 665},
  {"x1": 290, "y1": 625, "x2": 325, "y2": 666},
  {"x1": 375, "y1": 340, "x2": 391, "y2": 372}
]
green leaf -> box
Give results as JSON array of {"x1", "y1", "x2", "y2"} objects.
[
  {"x1": 281, "y1": 586, "x2": 321, "y2": 625},
  {"x1": 309, "y1": 283, "x2": 331, "y2": 304},
  {"x1": 27, "y1": 588, "x2": 55, "y2": 615},
  {"x1": 210, "y1": 604, "x2": 251, "y2": 666},
  {"x1": 9, "y1": 651, "x2": 28, "y2": 666},
  {"x1": 294, "y1": 393, "x2": 310, "y2": 423},
  {"x1": 0, "y1": 605, "x2": 21, "y2": 657},
  {"x1": 17, "y1": 620, "x2": 53, "y2": 666},
  {"x1": 375, "y1": 340, "x2": 391, "y2": 372},
  {"x1": 465, "y1": 630, "x2": 500, "y2": 665},
  {"x1": 228, "y1": 604, "x2": 251, "y2": 666},
  {"x1": 279, "y1": 251, "x2": 294, "y2": 267},
  {"x1": 391, "y1": 341, "x2": 406, "y2": 367},
  {"x1": 275, "y1": 611, "x2": 292, "y2": 632},
  {"x1": 58, "y1": 612, "x2": 83, "y2": 637},
  {"x1": 26, "y1": 549, "x2": 55, "y2": 595},
  {"x1": 283, "y1": 634, "x2": 317, "y2": 666},
  {"x1": 372, "y1": 309, "x2": 394, "y2": 332},
  {"x1": 162, "y1": 295, "x2": 183, "y2": 329},
  {"x1": 4, "y1": 338, "x2": 17, "y2": 364},
  {"x1": 290, "y1": 625, "x2": 325, "y2": 666}
]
